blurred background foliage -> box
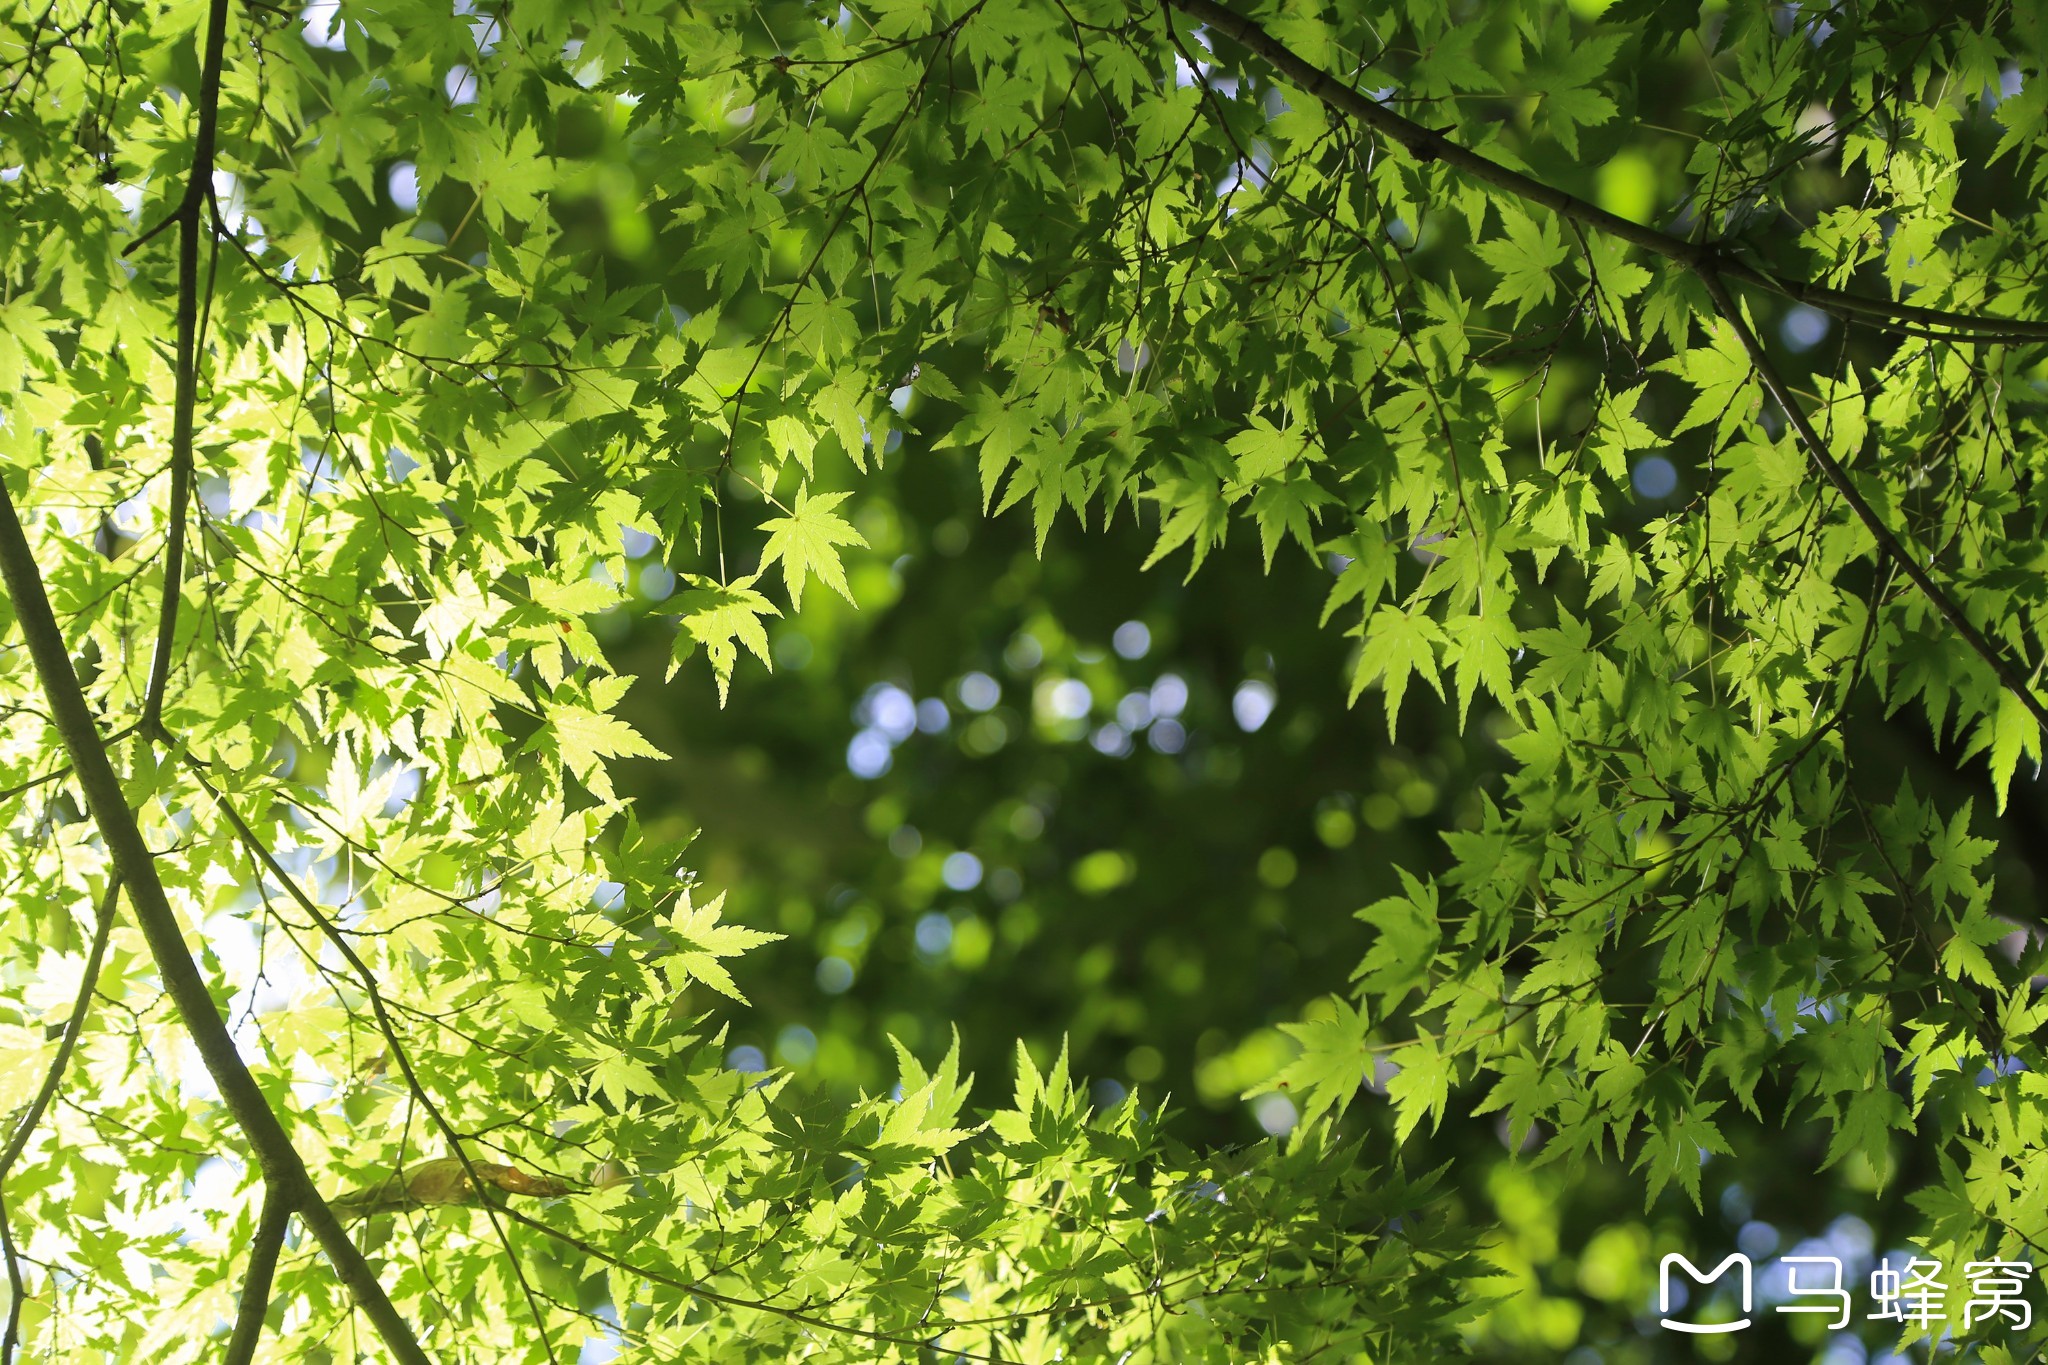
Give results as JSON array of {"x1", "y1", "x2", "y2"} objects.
[
  {"x1": 605, "y1": 440, "x2": 1489, "y2": 1133},
  {"x1": 355, "y1": 1, "x2": 2048, "y2": 1355}
]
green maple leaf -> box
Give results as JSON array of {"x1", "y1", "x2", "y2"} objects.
[
  {"x1": 1657, "y1": 313, "x2": 1760, "y2": 449},
  {"x1": 1320, "y1": 531, "x2": 1398, "y2": 627},
  {"x1": 1384, "y1": 1036, "x2": 1452, "y2": 1144},
  {"x1": 758, "y1": 486, "x2": 867, "y2": 611},
  {"x1": 0, "y1": 298, "x2": 58, "y2": 391},
  {"x1": 666, "y1": 573, "x2": 779, "y2": 704},
  {"x1": 1350, "y1": 604, "x2": 1447, "y2": 736},
  {"x1": 1266, "y1": 995, "x2": 1374, "y2": 1128},
  {"x1": 1919, "y1": 800, "x2": 1994, "y2": 903},
  {"x1": 1443, "y1": 599, "x2": 1519, "y2": 728},
  {"x1": 1249, "y1": 476, "x2": 1333, "y2": 568},
  {"x1": 1141, "y1": 465, "x2": 1232, "y2": 581},
  {"x1": 1352, "y1": 869, "x2": 1441, "y2": 1011},
  {"x1": 1227, "y1": 415, "x2": 1321, "y2": 484},
  {"x1": 1521, "y1": 604, "x2": 1595, "y2": 699},
  {"x1": 1474, "y1": 207, "x2": 1568, "y2": 322},
  {"x1": 545, "y1": 700, "x2": 666, "y2": 804},
  {"x1": 1635, "y1": 1100, "x2": 1731, "y2": 1209},
  {"x1": 663, "y1": 889, "x2": 783, "y2": 1003},
  {"x1": 1472, "y1": 1052, "x2": 1570, "y2": 1151},
  {"x1": 1969, "y1": 688, "x2": 2042, "y2": 814},
  {"x1": 1823, "y1": 1088, "x2": 1912, "y2": 1186},
  {"x1": 1526, "y1": 24, "x2": 1623, "y2": 157},
  {"x1": 468, "y1": 123, "x2": 554, "y2": 229}
]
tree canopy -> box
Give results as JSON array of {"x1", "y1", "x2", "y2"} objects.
[{"x1": 3, "y1": 0, "x2": 2048, "y2": 1359}]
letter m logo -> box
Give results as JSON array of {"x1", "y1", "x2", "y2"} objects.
[{"x1": 1660, "y1": 1253, "x2": 1752, "y2": 1334}]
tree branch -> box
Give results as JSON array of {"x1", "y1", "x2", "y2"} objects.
[
  {"x1": 0, "y1": 484, "x2": 434, "y2": 1365},
  {"x1": 1164, "y1": 0, "x2": 2048, "y2": 343},
  {"x1": 0, "y1": 878, "x2": 119, "y2": 1184},
  {"x1": 0, "y1": 1216, "x2": 17, "y2": 1365},
  {"x1": 1697, "y1": 267, "x2": 2048, "y2": 736},
  {"x1": 140, "y1": 0, "x2": 232, "y2": 737},
  {"x1": 0, "y1": 875, "x2": 116, "y2": 1365},
  {"x1": 1164, "y1": 0, "x2": 2048, "y2": 735},
  {"x1": 221, "y1": 1184, "x2": 291, "y2": 1365},
  {"x1": 189, "y1": 761, "x2": 558, "y2": 1352},
  {"x1": 0, "y1": 877, "x2": 117, "y2": 1365}
]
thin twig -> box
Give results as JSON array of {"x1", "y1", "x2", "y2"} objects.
[
  {"x1": 189, "y1": 761, "x2": 556, "y2": 1356},
  {"x1": 1698, "y1": 266, "x2": 2048, "y2": 735},
  {"x1": 0, "y1": 878, "x2": 118, "y2": 1365}
]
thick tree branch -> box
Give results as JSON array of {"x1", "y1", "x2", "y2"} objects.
[
  {"x1": 0, "y1": 484, "x2": 434, "y2": 1365},
  {"x1": 221, "y1": 1185, "x2": 290, "y2": 1365},
  {"x1": 140, "y1": 0, "x2": 232, "y2": 736},
  {"x1": 1166, "y1": 0, "x2": 2048, "y2": 344}
]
